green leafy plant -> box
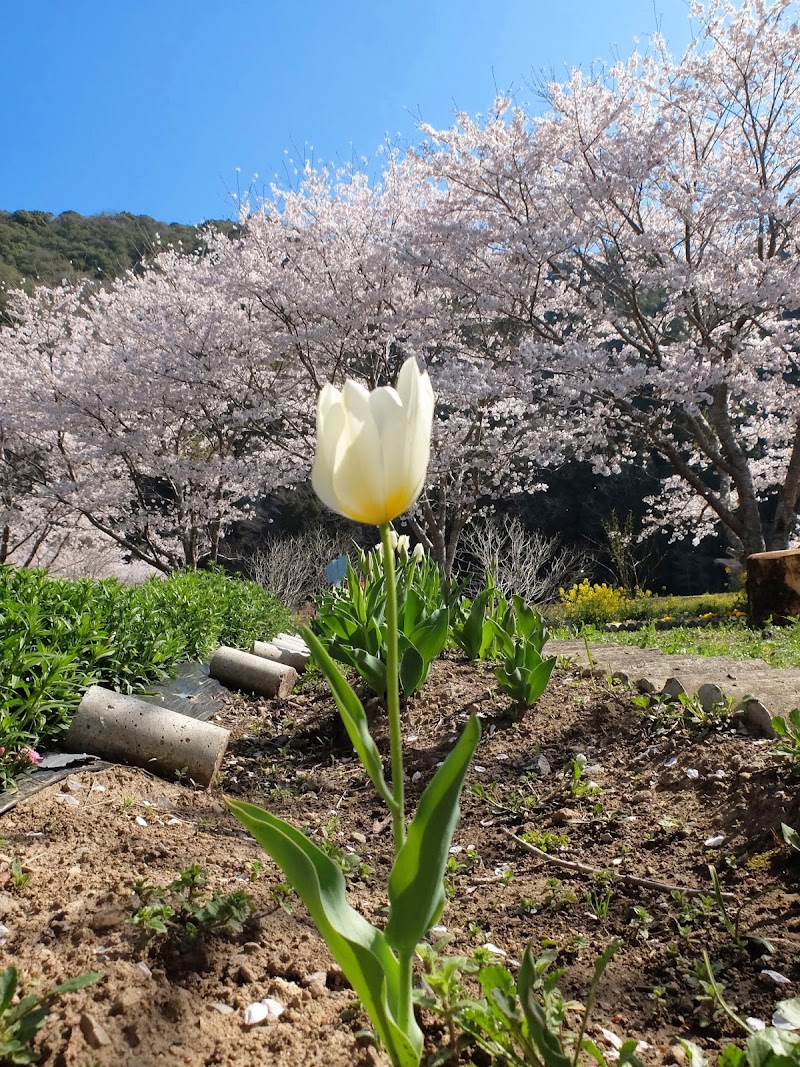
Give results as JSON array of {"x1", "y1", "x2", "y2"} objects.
[
  {"x1": 450, "y1": 577, "x2": 514, "y2": 662},
  {"x1": 0, "y1": 966, "x2": 101, "y2": 1065},
  {"x1": 417, "y1": 940, "x2": 643, "y2": 1067},
  {"x1": 313, "y1": 547, "x2": 450, "y2": 698},
  {"x1": 772, "y1": 708, "x2": 800, "y2": 773},
  {"x1": 782, "y1": 823, "x2": 800, "y2": 853},
  {"x1": 0, "y1": 565, "x2": 290, "y2": 788},
  {"x1": 586, "y1": 873, "x2": 615, "y2": 921},
  {"x1": 490, "y1": 596, "x2": 557, "y2": 709},
  {"x1": 566, "y1": 754, "x2": 600, "y2": 799},
  {"x1": 681, "y1": 987, "x2": 800, "y2": 1066},
  {"x1": 131, "y1": 864, "x2": 253, "y2": 954}
]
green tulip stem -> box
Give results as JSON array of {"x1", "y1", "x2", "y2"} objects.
[{"x1": 380, "y1": 521, "x2": 405, "y2": 851}]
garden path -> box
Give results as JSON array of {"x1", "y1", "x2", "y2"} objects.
[{"x1": 547, "y1": 640, "x2": 800, "y2": 727}]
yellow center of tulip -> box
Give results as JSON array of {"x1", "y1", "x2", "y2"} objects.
[{"x1": 345, "y1": 486, "x2": 413, "y2": 526}]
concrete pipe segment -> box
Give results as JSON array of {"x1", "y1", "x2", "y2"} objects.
[
  {"x1": 250, "y1": 640, "x2": 309, "y2": 672},
  {"x1": 66, "y1": 686, "x2": 231, "y2": 787},
  {"x1": 209, "y1": 646, "x2": 297, "y2": 698}
]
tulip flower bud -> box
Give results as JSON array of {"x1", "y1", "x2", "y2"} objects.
[
  {"x1": 311, "y1": 357, "x2": 434, "y2": 526},
  {"x1": 412, "y1": 543, "x2": 425, "y2": 561},
  {"x1": 396, "y1": 534, "x2": 410, "y2": 559},
  {"x1": 388, "y1": 529, "x2": 399, "y2": 550}
]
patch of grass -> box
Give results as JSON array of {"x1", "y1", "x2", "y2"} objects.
[{"x1": 552, "y1": 614, "x2": 800, "y2": 667}]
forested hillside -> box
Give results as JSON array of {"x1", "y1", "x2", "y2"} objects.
[{"x1": 0, "y1": 209, "x2": 235, "y2": 314}]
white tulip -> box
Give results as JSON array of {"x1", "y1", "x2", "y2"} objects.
[
  {"x1": 412, "y1": 543, "x2": 425, "y2": 561},
  {"x1": 396, "y1": 534, "x2": 410, "y2": 559},
  {"x1": 311, "y1": 357, "x2": 434, "y2": 525}
]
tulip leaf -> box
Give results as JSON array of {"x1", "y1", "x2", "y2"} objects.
[
  {"x1": 340, "y1": 645, "x2": 387, "y2": 697},
  {"x1": 398, "y1": 639, "x2": 425, "y2": 697},
  {"x1": 227, "y1": 798, "x2": 421, "y2": 1066},
  {"x1": 301, "y1": 628, "x2": 393, "y2": 808},
  {"x1": 458, "y1": 589, "x2": 492, "y2": 660},
  {"x1": 408, "y1": 607, "x2": 450, "y2": 663},
  {"x1": 385, "y1": 715, "x2": 480, "y2": 955}
]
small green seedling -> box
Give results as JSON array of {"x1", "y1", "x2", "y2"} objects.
[
  {"x1": 0, "y1": 966, "x2": 101, "y2": 1065},
  {"x1": 131, "y1": 864, "x2": 253, "y2": 954},
  {"x1": 773, "y1": 709, "x2": 800, "y2": 773}
]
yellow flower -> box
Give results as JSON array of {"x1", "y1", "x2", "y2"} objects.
[{"x1": 311, "y1": 357, "x2": 434, "y2": 525}]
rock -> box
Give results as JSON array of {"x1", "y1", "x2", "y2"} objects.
[
  {"x1": 550, "y1": 808, "x2": 582, "y2": 825},
  {"x1": 0, "y1": 892, "x2": 21, "y2": 920},
  {"x1": 662, "y1": 677, "x2": 687, "y2": 700},
  {"x1": 242, "y1": 941, "x2": 261, "y2": 955},
  {"x1": 87, "y1": 907, "x2": 126, "y2": 933},
  {"x1": 235, "y1": 961, "x2": 260, "y2": 985},
  {"x1": 697, "y1": 682, "x2": 725, "y2": 712},
  {"x1": 665, "y1": 1044, "x2": 688, "y2": 1066},
  {"x1": 735, "y1": 698, "x2": 777, "y2": 739},
  {"x1": 79, "y1": 1014, "x2": 111, "y2": 1049},
  {"x1": 635, "y1": 677, "x2": 656, "y2": 694}
]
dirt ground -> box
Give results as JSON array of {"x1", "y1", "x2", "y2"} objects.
[{"x1": 1, "y1": 656, "x2": 798, "y2": 1066}]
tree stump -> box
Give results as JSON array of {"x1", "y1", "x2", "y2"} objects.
[{"x1": 746, "y1": 548, "x2": 800, "y2": 624}]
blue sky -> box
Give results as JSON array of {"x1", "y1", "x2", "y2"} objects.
[{"x1": 2, "y1": 1, "x2": 694, "y2": 224}]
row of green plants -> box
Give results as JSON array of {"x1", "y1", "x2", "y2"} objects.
[
  {"x1": 0, "y1": 565, "x2": 290, "y2": 788},
  {"x1": 311, "y1": 542, "x2": 557, "y2": 710}
]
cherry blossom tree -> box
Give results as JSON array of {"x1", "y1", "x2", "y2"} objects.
[
  {"x1": 2, "y1": 237, "x2": 308, "y2": 572},
  {"x1": 416, "y1": 0, "x2": 800, "y2": 561}
]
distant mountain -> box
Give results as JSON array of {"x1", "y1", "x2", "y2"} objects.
[{"x1": 0, "y1": 209, "x2": 237, "y2": 315}]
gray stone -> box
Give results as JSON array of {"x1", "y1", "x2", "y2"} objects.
[
  {"x1": 547, "y1": 640, "x2": 800, "y2": 722},
  {"x1": 79, "y1": 1014, "x2": 111, "y2": 1048},
  {"x1": 697, "y1": 683, "x2": 725, "y2": 712},
  {"x1": 735, "y1": 697, "x2": 777, "y2": 739},
  {"x1": 662, "y1": 677, "x2": 687, "y2": 700}
]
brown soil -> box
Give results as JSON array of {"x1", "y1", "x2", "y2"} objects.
[{"x1": 1, "y1": 657, "x2": 799, "y2": 1067}]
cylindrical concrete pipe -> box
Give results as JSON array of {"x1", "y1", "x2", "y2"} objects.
[
  {"x1": 274, "y1": 633, "x2": 310, "y2": 652},
  {"x1": 251, "y1": 640, "x2": 309, "y2": 672},
  {"x1": 65, "y1": 686, "x2": 230, "y2": 786},
  {"x1": 209, "y1": 646, "x2": 297, "y2": 698}
]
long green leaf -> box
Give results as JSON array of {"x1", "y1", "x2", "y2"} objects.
[
  {"x1": 340, "y1": 645, "x2": 387, "y2": 696},
  {"x1": 227, "y1": 799, "x2": 422, "y2": 1066},
  {"x1": 385, "y1": 715, "x2": 480, "y2": 955},
  {"x1": 408, "y1": 607, "x2": 450, "y2": 663},
  {"x1": 399, "y1": 641, "x2": 425, "y2": 697},
  {"x1": 517, "y1": 945, "x2": 573, "y2": 1067},
  {"x1": 301, "y1": 628, "x2": 393, "y2": 809}
]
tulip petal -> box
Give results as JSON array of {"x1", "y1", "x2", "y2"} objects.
[
  {"x1": 311, "y1": 385, "x2": 347, "y2": 515},
  {"x1": 332, "y1": 381, "x2": 388, "y2": 523}
]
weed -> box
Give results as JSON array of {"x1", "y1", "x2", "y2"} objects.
[
  {"x1": 417, "y1": 939, "x2": 641, "y2": 1067},
  {"x1": 519, "y1": 829, "x2": 570, "y2": 852},
  {"x1": 9, "y1": 860, "x2": 30, "y2": 893},
  {"x1": 268, "y1": 881, "x2": 296, "y2": 914},
  {"x1": 246, "y1": 860, "x2": 265, "y2": 883},
  {"x1": 772, "y1": 708, "x2": 800, "y2": 773},
  {"x1": 628, "y1": 905, "x2": 653, "y2": 942},
  {"x1": 131, "y1": 865, "x2": 253, "y2": 955},
  {"x1": 586, "y1": 872, "x2": 616, "y2": 921},
  {"x1": 511, "y1": 878, "x2": 577, "y2": 917},
  {"x1": 565, "y1": 754, "x2": 600, "y2": 799}
]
